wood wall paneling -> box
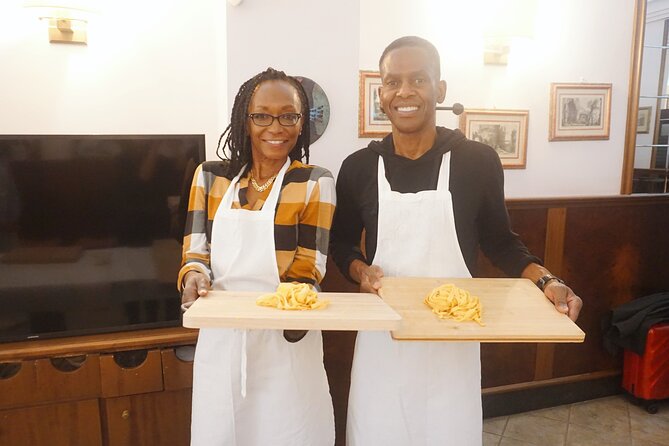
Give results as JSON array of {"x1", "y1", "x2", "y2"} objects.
[{"x1": 554, "y1": 200, "x2": 669, "y2": 378}]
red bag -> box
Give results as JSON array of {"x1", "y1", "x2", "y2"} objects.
[{"x1": 622, "y1": 323, "x2": 669, "y2": 413}]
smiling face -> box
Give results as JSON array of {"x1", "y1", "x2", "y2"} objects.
[
  {"x1": 379, "y1": 45, "x2": 446, "y2": 136},
  {"x1": 247, "y1": 80, "x2": 303, "y2": 164}
]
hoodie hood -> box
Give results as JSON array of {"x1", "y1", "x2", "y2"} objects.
[{"x1": 367, "y1": 127, "x2": 468, "y2": 156}]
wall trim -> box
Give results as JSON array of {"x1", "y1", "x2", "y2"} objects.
[{"x1": 482, "y1": 370, "x2": 623, "y2": 418}]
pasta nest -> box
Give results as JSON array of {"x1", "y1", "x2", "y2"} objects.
[
  {"x1": 424, "y1": 283, "x2": 484, "y2": 325},
  {"x1": 256, "y1": 283, "x2": 329, "y2": 310}
]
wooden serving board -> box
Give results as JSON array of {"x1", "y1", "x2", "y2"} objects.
[
  {"x1": 182, "y1": 291, "x2": 401, "y2": 331},
  {"x1": 379, "y1": 277, "x2": 585, "y2": 342}
]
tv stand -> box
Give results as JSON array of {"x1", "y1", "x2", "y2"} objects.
[{"x1": 0, "y1": 327, "x2": 197, "y2": 446}]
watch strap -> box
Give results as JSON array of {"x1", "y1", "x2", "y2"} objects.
[{"x1": 536, "y1": 274, "x2": 564, "y2": 291}]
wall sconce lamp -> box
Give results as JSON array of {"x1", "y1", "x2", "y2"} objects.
[
  {"x1": 483, "y1": 38, "x2": 511, "y2": 65},
  {"x1": 482, "y1": 0, "x2": 536, "y2": 65},
  {"x1": 47, "y1": 17, "x2": 87, "y2": 44},
  {"x1": 24, "y1": 1, "x2": 98, "y2": 45}
]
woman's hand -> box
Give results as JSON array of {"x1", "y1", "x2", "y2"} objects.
[
  {"x1": 181, "y1": 271, "x2": 211, "y2": 310},
  {"x1": 544, "y1": 282, "x2": 583, "y2": 322}
]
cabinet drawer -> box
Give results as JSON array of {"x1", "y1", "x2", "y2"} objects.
[
  {"x1": 0, "y1": 399, "x2": 102, "y2": 446},
  {"x1": 161, "y1": 346, "x2": 194, "y2": 391},
  {"x1": 101, "y1": 389, "x2": 192, "y2": 446},
  {"x1": 35, "y1": 354, "x2": 101, "y2": 403},
  {"x1": 100, "y1": 349, "x2": 163, "y2": 398},
  {"x1": 0, "y1": 361, "x2": 38, "y2": 409},
  {"x1": 1, "y1": 355, "x2": 100, "y2": 409}
]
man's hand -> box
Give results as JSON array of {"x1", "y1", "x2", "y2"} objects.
[
  {"x1": 544, "y1": 281, "x2": 583, "y2": 321},
  {"x1": 181, "y1": 270, "x2": 211, "y2": 310},
  {"x1": 350, "y1": 260, "x2": 384, "y2": 294}
]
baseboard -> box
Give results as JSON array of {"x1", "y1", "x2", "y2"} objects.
[{"x1": 482, "y1": 370, "x2": 622, "y2": 418}]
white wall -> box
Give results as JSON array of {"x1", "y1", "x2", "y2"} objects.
[
  {"x1": 0, "y1": 0, "x2": 227, "y2": 161},
  {"x1": 226, "y1": 0, "x2": 360, "y2": 177},
  {"x1": 359, "y1": 0, "x2": 636, "y2": 197},
  {"x1": 0, "y1": 0, "x2": 640, "y2": 197}
]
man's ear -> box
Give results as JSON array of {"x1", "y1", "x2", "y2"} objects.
[{"x1": 437, "y1": 80, "x2": 447, "y2": 104}]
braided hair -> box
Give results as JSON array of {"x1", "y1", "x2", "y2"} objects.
[{"x1": 216, "y1": 67, "x2": 311, "y2": 177}]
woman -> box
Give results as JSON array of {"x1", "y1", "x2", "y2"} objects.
[{"x1": 178, "y1": 68, "x2": 336, "y2": 446}]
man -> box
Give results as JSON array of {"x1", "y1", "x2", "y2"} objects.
[{"x1": 330, "y1": 36, "x2": 583, "y2": 445}]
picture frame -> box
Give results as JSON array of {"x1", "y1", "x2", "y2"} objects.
[
  {"x1": 459, "y1": 109, "x2": 529, "y2": 169},
  {"x1": 637, "y1": 106, "x2": 652, "y2": 134},
  {"x1": 549, "y1": 83, "x2": 612, "y2": 141},
  {"x1": 358, "y1": 70, "x2": 392, "y2": 138}
]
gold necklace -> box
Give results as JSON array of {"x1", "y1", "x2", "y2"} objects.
[{"x1": 250, "y1": 172, "x2": 277, "y2": 192}]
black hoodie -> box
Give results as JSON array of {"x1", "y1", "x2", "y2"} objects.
[{"x1": 330, "y1": 127, "x2": 539, "y2": 282}]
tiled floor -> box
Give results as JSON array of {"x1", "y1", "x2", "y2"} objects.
[{"x1": 483, "y1": 394, "x2": 669, "y2": 446}]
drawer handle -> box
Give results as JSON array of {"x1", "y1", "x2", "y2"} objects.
[
  {"x1": 113, "y1": 350, "x2": 149, "y2": 369},
  {"x1": 50, "y1": 355, "x2": 87, "y2": 372},
  {"x1": 121, "y1": 410, "x2": 130, "y2": 419},
  {"x1": 0, "y1": 363, "x2": 21, "y2": 380},
  {"x1": 174, "y1": 345, "x2": 195, "y2": 362}
]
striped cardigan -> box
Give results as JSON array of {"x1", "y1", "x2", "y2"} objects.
[{"x1": 177, "y1": 160, "x2": 336, "y2": 289}]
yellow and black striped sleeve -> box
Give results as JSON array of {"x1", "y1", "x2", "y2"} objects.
[
  {"x1": 176, "y1": 160, "x2": 336, "y2": 290},
  {"x1": 275, "y1": 163, "x2": 336, "y2": 285}
]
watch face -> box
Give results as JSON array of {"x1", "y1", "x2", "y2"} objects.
[{"x1": 295, "y1": 76, "x2": 330, "y2": 145}]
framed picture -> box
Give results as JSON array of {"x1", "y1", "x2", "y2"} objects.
[
  {"x1": 358, "y1": 71, "x2": 392, "y2": 138},
  {"x1": 459, "y1": 109, "x2": 529, "y2": 169},
  {"x1": 637, "y1": 106, "x2": 652, "y2": 134},
  {"x1": 549, "y1": 83, "x2": 612, "y2": 141}
]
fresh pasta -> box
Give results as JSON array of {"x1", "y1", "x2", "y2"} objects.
[
  {"x1": 256, "y1": 283, "x2": 329, "y2": 310},
  {"x1": 424, "y1": 283, "x2": 484, "y2": 325}
]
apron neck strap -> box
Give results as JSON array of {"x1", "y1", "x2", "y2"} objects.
[
  {"x1": 261, "y1": 158, "x2": 291, "y2": 213},
  {"x1": 221, "y1": 158, "x2": 292, "y2": 212},
  {"x1": 435, "y1": 152, "x2": 451, "y2": 190},
  {"x1": 377, "y1": 156, "x2": 391, "y2": 193},
  {"x1": 377, "y1": 152, "x2": 451, "y2": 192}
]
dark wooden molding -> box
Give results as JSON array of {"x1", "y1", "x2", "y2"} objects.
[
  {"x1": 506, "y1": 194, "x2": 669, "y2": 209},
  {"x1": 482, "y1": 371, "x2": 622, "y2": 418},
  {"x1": 532, "y1": 208, "x2": 567, "y2": 381},
  {"x1": 0, "y1": 327, "x2": 198, "y2": 361},
  {"x1": 544, "y1": 207, "x2": 566, "y2": 273},
  {"x1": 483, "y1": 369, "x2": 621, "y2": 395},
  {"x1": 534, "y1": 345, "x2": 556, "y2": 381},
  {"x1": 621, "y1": 0, "x2": 647, "y2": 194}
]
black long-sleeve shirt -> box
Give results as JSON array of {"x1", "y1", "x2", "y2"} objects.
[{"x1": 330, "y1": 127, "x2": 540, "y2": 282}]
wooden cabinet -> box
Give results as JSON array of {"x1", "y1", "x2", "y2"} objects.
[
  {"x1": 101, "y1": 389, "x2": 192, "y2": 446},
  {"x1": 100, "y1": 349, "x2": 164, "y2": 398},
  {"x1": 0, "y1": 328, "x2": 197, "y2": 446},
  {"x1": 0, "y1": 399, "x2": 102, "y2": 446}
]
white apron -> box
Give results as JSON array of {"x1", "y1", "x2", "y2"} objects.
[
  {"x1": 347, "y1": 152, "x2": 482, "y2": 446},
  {"x1": 191, "y1": 159, "x2": 335, "y2": 446}
]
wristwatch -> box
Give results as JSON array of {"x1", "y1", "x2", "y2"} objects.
[{"x1": 536, "y1": 274, "x2": 565, "y2": 291}]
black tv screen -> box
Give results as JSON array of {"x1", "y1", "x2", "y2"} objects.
[{"x1": 0, "y1": 135, "x2": 205, "y2": 343}]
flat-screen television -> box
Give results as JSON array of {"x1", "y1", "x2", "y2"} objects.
[{"x1": 0, "y1": 135, "x2": 205, "y2": 343}]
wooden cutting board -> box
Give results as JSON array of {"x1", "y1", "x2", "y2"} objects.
[
  {"x1": 379, "y1": 277, "x2": 585, "y2": 342},
  {"x1": 182, "y1": 290, "x2": 401, "y2": 331}
]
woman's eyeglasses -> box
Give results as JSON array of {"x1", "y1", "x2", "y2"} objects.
[{"x1": 247, "y1": 113, "x2": 302, "y2": 127}]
